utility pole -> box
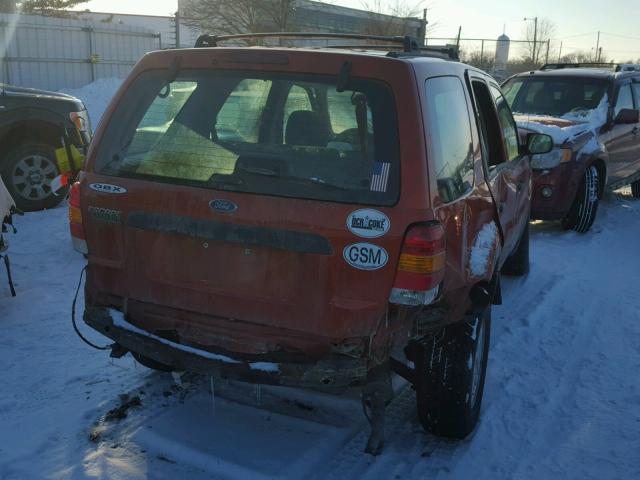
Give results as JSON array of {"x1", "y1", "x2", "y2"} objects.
[
  {"x1": 524, "y1": 16, "x2": 538, "y2": 64},
  {"x1": 558, "y1": 41, "x2": 563, "y2": 62},
  {"x1": 595, "y1": 31, "x2": 601, "y2": 62},
  {"x1": 456, "y1": 26, "x2": 462, "y2": 52},
  {"x1": 174, "y1": 11, "x2": 181, "y2": 48},
  {"x1": 421, "y1": 8, "x2": 428, "y2": 47},
  {"x1": 545, "y1": 40, "x2": 550, "y2": 64}
]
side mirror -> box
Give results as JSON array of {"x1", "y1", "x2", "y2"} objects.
[
  {"x1": 526, "y1": 133, "x2": 553, "y2": 155},
  {"x1": 614, "y1": 108, "x2": 640, "y2": 125}
]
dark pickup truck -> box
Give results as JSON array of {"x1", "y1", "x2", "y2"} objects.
[{"x1": 0, "y1": 83, "x2": 91, "y2": 211}]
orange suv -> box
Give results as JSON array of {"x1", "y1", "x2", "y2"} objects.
[{"x1": 70, "y1": 33, "x2": 549, "y2": 454}]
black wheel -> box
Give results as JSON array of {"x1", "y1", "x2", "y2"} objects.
[
  {"x1": 501, "y1": 222, "x2": 530, "y2": 276},
  {"x1": 0, "y1": 143, "x2": 66, "y2": 212},
  {"x1": 561, "y1": 165, "x2": 599, "y2": 233},
  {"x1": 415, "y1": 306, "x2": 491, "y2": 439},
  {"x1": 631, "y1": 180, "x2": 640, "y2": 198},
  {"x1": 132, "y1": 352, "x2": 173, "y2": 372}
]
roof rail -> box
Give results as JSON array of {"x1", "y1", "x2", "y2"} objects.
[
  {"x1": 194, "y1": 32, "x2": 421, "y2": 53},
  {"x1": 615, "y1": 64, "x2": 640, "y2": 72},
  {"x1": 540, "y1": 62, "x2": 616, "y2": 71}
]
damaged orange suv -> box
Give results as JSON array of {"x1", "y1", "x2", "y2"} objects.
[{"x1": 70, "y1": 33, "x2": 548, "y2": 454}]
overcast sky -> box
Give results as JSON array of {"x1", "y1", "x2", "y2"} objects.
[{"x1": 75, "y1": 0, "x2": 640, "y2": 61}]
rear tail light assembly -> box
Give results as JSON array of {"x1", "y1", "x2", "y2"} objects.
[
  {"x1": 68, "y1": 181, "x2": 88, "y2": 254},
  {"x1": 389, "y1": 223, "x2": 445, "y2": 306}
]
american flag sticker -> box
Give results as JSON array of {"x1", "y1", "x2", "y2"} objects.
[{"x1": 370, "y1": 162, "x2": 390, "y2": 192}]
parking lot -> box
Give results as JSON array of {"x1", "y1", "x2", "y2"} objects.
[{"x1": 1, "y1": 188, "x2": 639, "y2": 480}]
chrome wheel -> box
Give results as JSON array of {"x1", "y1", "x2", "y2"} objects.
[{"x1": 11, "y1": 154, "x2": 57, "y2": 201}]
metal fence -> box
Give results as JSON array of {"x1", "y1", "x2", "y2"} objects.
[{"x1": 0, "y1": 13, "x2": 162, "y2": 91}]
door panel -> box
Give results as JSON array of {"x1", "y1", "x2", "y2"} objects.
[
  {"x1": 466, "y1": 76, "x2": 528, "y2": 256},
  {"x1": 606, "y1": 84, "x2": 639, "y2": 183}
]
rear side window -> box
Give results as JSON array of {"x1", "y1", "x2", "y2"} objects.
[
  {"x1": 95, "y1": 70, "x2": 400, "y2": 206},
  {"x1": 615, "y1": 84, "x2": 634, "y2": 116},
  {"x1": 490, "y1": 85, "x2": 520, "y2": 162},
  {"x1": 633, "y1": 83, "x2": 640, "y2": 108},
  {"x1": 424, "y1": 76, "x2": 474, "y2": 203}
]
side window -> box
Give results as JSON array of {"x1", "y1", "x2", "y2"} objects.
[
  {"x1": 424, "y1": 76, "x2": 474, "y2": 203},
  {"x1": 284, "y1": 85, "x2": 313, "y2": 135},
  {"x1": 615, "y1": 84, "x2": 634, "y2": 116},
  {"x1": 216, "y1": 79, "x2": 272, "y2": 142},
  {"x1": 327, "y1": 89, "x2": 373, "y2": 135},
  {"x1": 632, "y1": 83, "x2": 640, "y2": 108},
  {"x1": 490, "y1": 85, "x2": 520, "y2": 162}
]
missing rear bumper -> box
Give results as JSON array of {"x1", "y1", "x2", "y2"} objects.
[{"x1": 84, "y1": 306, "x2": 368, "y2": 390}]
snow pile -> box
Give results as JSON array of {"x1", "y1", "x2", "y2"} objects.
[
  {"x1": 469, "y1": 221, "x2": 498, "y2": 277},
  {"x1": 514, "y1": 95, "x2": 609, "y2": 146},
  {"x1": 61, "y1": 78, "x2": 123, "y2": 129}
]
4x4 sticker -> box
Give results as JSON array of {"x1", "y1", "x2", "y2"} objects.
[
  {"x1": 343, "y1": 242, "x2": 388, "y2": 270},
  {"x1": 89, "y1": 183, "x2": 127, "y2": 194},
  {"x1": 347, "y1": 209, "x2": 390, "y2": 238}
]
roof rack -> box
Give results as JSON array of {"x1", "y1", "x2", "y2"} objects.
[
  {"x1": 615, "y1": 64, "x2": 640, "y2": 72},
  {"x1": 540, "y1": 62, "x2": 616, "y2": 71},
  {"x1": 195, "y1": 32, "x2": 418, "y2": 51}
]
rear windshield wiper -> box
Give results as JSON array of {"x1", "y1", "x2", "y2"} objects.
[{"x1": 226, "y1": 165, "x2": 350, "y2": 191}]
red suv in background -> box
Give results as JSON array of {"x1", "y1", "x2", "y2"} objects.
[
  {"x1": 70, "y1": 33, "x2": 548, "y2": 454},
  {"x1": 502, "y1": 64, "x2": 640, "y2": 232}
]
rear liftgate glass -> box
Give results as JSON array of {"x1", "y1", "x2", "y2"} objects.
[{"x1": 95, "y1": 69, "x2": 400, "y2": 206}]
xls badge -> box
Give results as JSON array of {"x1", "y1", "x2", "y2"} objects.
[
  {"x1": 89, "y1": 183, "x2": 127, "y2": 194},
  {"x1": 343, "y1": 242, "x2": 388, "y2": 271},
  {"x1": 346, "y1": 209, "x2": 390, "y2": 238},
  {"x1": 88, "y1": 207, "x2": 122, "y2": 225}
]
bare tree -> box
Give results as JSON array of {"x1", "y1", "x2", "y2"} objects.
[
  {"x1": 521, "y1": 17, "x2": 555, "y2": 64},
  {"x1": 360, "y1": 0, "x2": 431, "y2": 39},
  {"x1": 182, "y1": 0, "x2": 296, "y2": 38},
  {"x1": 0, "y1": 0, "x2": 16, "y2": 12},
  {"x1": 560, "y1": 50, "x2": 610, "y2": 64},
  {"x1": 8, "y1": 0, "x2": 88, "y2": 14},
  {"x1": 461, "y1": 48, "x2": 494, "y2": 72}
]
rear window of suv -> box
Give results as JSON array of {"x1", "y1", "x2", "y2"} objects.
[{"x1": 95, "y1": 69, "x2": 400, "y2": 206}]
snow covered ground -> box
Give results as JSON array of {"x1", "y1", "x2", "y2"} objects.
[
  {"x1": 1, "y1": 82, "x2": 640, "y2": 479},
  {"x1": 2, "y1": 191, "x2": 639, "y2": 480}
]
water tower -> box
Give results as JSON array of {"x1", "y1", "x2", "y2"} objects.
[{"x1": 495, "y1": 33, "x2": 510, "y2": 71}]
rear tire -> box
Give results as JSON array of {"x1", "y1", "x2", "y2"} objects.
[
  {"x1": 0, "y1": 143, "x2": 66, "y2": 212},
  {"x1": 132, "y1": 352, "x2": 173, "y2": 372},
  {"x1": 415, "y1": 306, "x2": 491, "y2": 439},
  {"x1": 561, "y1": 165, "x2": 599, "y2": 233},
  {"x1": 631, "y1": 180, "x2": 640, "y2": 198},
  {"x1": 501, "y1": 222, "x2": 530, "y2": 276}
]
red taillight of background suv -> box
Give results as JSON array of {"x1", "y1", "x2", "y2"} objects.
[
  {"x1": 68, "y1": 182, "x2": 87, "y2": 254},
  {"x1": 389, "y1": 223, "x2": 445, "y2": 306}
]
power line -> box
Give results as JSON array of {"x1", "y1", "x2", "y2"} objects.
[
  {"x1": 558, "y1": 31, "x2": 598, "y2": 40},
  {"x1": 600, "y1": 31, "x2": 640, "y2": 41}
]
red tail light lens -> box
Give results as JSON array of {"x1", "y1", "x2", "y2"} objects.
[
  {"x1": 68, "y1": 182, "x2": 87, "y2": 254},
  {"x1": 390, "y1": 223, "x2": 445, "y2": 306}
]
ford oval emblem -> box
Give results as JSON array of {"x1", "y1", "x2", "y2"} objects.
[{"x1": 209, "y1": 199, "x2": 238, "y2": 213}]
